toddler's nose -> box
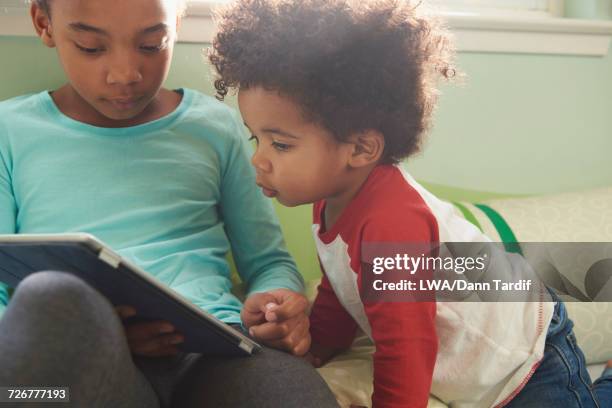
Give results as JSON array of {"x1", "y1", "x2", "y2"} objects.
[{"x1": 251, "y1": 150, "x2": 272, "y2": 173}]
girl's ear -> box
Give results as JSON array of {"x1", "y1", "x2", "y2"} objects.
[
  {"x1": 175, "y1": 15, "x2": 182, "y2": 40},
  {"x1": 31, "y1": 3, "x2": 55, "y2": 48},
  {"x1": 347, "y1": 130, "x2": 385, "y2": 169}
]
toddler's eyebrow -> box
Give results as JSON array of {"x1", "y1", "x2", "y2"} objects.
[
  {"x1": 242, "y1": 122, "x2": 299, "y2": 139},
  {"x1": 68, "y1": 22, "x2": 169, "y2": 36},
  {"x1": 262, "y1": 128, "x2": 299, "y2": 139}
]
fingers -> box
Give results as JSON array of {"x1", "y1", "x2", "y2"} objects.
[
  {"x1": 125, "y1": 321, "x2": 175, "y2": 342},
  {"x1": 115, "y1": 308, "x2": 184, "y2": 357},
  {"x1": 249, "y1": 312, "x2": 304, "y2": 340},
  {"x1": 140, "y1": 346, "x2": 180, "y2": 357},
  {"x1": 115, "y1": 305, "x2": 136, "y2": 320},
  {"x1": 129, "y1": 333, "x2": 184, "y2": 356},
  {"x1": 242, "y1": 289, "x2": 312, "y2": 355},
  {"x1": 241, "y1": 292, "x2": 277, "y2": 328},
  {"x1": 249, "y1": 314, "x2": 310, "y2": 355},
  {"x1": 264, "y1": 290, "x2": 308, "y2": 322},
  {"x1": 308, "y1": 342, "x2": 341, "y2": 366},
  {"x1": 303, "y1": 352, "x2": 318, "y2": 367},
  {"x1": 123, "y1": 321, "x2": 184, "y2": 357},
  {"x1": 291, "y1": 331, "x2": 311, "y2": 356},
  {"x1": 243, "y1": 292, "x2": 276, "y2": 314},
  {"x1": 303, "y1": 352, "x2": 324, "y2": 368},
  {"x1": 242, "y1": 290, "x2": 308, "y2": 326}
]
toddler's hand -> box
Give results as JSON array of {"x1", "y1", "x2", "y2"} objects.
[
  {"x1": 115, "y1": 306, "x2": 184, "y2": 357},
  {"x1": 303, "y1": 351, "x2": 320, "y2": 367},
  {"x1": 304, "y1": 341, "x2": 341, "y2": 367},
  {"x1": 241, "y1": 289, "x2": 310, "y2": 356}
]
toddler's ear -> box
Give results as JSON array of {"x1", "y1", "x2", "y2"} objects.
[
  {"x1": 347, "y1": 130, "x2": 385, "y2": 168},
  {"x1": 30, "y1": 3, "x2": 55, "y2": 48}
]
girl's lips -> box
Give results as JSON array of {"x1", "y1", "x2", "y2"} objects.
[{"x1": 107, "y1": 96, "x2": 141, "y2": 110}]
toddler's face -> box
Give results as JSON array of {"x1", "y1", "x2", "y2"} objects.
[
  {"x1": 38, "y1": 0, "x2": 179, "y2": 121},
  {"x1": 238, "y1": 87, "x2": 353, "y2": 207}
]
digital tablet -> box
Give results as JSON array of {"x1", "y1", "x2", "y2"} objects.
[{"x1": 0, "y1": 233, "x2": 261, "y2": 356}]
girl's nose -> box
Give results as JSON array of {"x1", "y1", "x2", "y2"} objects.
[
  {"x1": 106, "y1": 57, "x2": 143, "y2": 85},
  {"x1": 251, "y1": 149, "x2": 272, "y2": 173}
]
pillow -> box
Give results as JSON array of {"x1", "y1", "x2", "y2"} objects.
[{"x1": 452, "y1": 186, "x2": 612, "y2": 364}]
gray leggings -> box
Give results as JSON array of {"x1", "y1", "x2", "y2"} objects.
[{"x1": 0, "y1": 271, "x2": 339, "y2": 408}]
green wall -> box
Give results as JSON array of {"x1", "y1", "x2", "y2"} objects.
[
  {"x1": 2, "y1": 36, "x2": 610, "y2": 195},
  {"x1": 409, "y1": 51, "x2": 612, "y2": 195},
  {"x1": 2, "y1": 35, "x2": 611, "y2": 280}
]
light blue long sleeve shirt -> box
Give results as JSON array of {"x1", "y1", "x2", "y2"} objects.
[{"x1": 0, "y1": 89, "x2": 303, "y2": 322}]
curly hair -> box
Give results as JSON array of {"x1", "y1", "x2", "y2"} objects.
[{"x1": 210, "y1": 0, "x2": 456, "y2": 164}]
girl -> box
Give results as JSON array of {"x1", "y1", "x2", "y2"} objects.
[{"x1": 0, "y1": 0, "x2": 337, "y2": 406}]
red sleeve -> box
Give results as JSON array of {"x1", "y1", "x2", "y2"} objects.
[
  {"x1": 362, "y1": 211, "x2": 438, "y2": 408},
  {"x1": 364, "y1": 299, "x2": 437, "y2": 407},
  {"x1": 310, "y1": 200, "x2": 359, "y2": 349},
  {"x1": 309, "y1": 272, "x2": 359, "y2": 350}
]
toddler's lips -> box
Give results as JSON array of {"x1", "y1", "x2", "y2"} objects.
[
  {"x1": 262, "y1": 187, "x2": 277, "y2": 198},
  {"x1": 257, "y1": 182, "x2": 278, "y2": 198}
]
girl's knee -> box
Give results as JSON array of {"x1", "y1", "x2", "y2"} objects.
[
  {"x1": 16, "y1": 271, "x2": 99, "y2": 304},
  {"x1": 12, "y1": 271, "x2": 116, "y2": 326}
]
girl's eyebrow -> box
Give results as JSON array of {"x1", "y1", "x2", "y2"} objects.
[
  {"x1": 68, "y1": 22, "x2": 169, "y2": 36},
  {"x1": 142, "y1": 23, "x2": 170, "y2": 34},
  {"x1": 69, "y1": 22, "x2": 108, "y2": 35}
]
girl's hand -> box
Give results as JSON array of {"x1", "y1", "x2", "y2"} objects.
[{"x1": 115, "y1": 306, "x2": 184, "y2": 357}]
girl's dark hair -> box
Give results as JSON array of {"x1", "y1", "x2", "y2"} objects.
[
  {"x1": 32, "y1": 0, "x2": 187, "y2": 18},
  {"x1": 209, "y1": 0, "x2": 456, "y2": 164}
]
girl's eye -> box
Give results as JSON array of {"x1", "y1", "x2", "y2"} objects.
[
  {"x1": 140, "y1": 44, "x2": 164, "y2": 53},
  {"x1": 75, "y1": 43, "x2": 104, "y2": 54},
  {"x1": 248, "y1": 135, "x2": 259, "y2": 145},
  {"x1": 272, "y1": 141, "x2": 292, "y2": 152}
]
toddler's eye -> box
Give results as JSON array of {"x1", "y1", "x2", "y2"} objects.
[
  {"x1": 75, "y1": 43, "x2": 104, "y2": 54},
  {"x1": 272, "y1": 141, "x2": 292, "y2": 152},
  {"x1": 248, "y1": 135, "x2": 259, "y2": 145}
]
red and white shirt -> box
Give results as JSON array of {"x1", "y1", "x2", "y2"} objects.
[{"x1": 309, "y1": 165, "x2": 553, "y2": 408}]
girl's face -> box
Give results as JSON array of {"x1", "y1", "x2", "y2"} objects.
[{"x1": 34, "y1": 0, "x2": 179, "y2": 122}]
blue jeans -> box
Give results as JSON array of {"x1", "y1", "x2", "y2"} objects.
[{"x1": 506, "y1": 290, "x2": 612, "y2": 407}]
